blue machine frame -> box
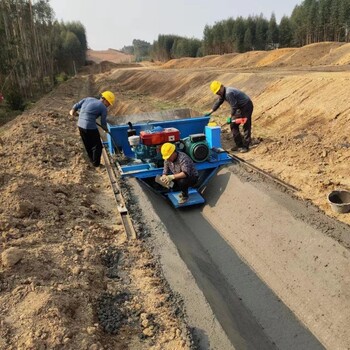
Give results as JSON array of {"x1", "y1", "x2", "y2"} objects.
[{"x1": 106, "y1": 116, "x2": 233, "y2": 208}]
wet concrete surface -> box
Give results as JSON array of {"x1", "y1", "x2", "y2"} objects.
[
  {"x1": 129, "y1": 162, "x2": 349, "y2": 349},
  {"x1": 145, "y1": 196, "x2": 324, "y2": 350}
]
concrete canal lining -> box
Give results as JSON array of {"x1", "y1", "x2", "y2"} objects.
[{"x1": 127, "y1": 162, "x2": 350, "y2": 350}]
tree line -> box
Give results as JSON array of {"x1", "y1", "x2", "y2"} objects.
[
  {"x1": 123, "y1": 0, "x2": 350, "y2": 61},
  {"x1": 0, "y1": 0, "x2": 87, "y2": 110},
  {"x1": 1, "y1": 0, "x2": 349, "y2": 110}
]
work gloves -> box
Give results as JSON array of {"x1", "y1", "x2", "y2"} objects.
[
  {"x1": 161, "y1": 174, "x2": 175, "y2": 185},
  {"x1": 227, "y1": 117, "x2": 248, "y2": 125},
  {"x1": 204, "y1": 112, "x2": 212, "y2": 116}
]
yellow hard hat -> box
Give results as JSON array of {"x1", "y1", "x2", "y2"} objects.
[
  {"x1": 161, "y1": 143, "x2": 176, "y2": 160},
  {"x1": 101, "y1": 91, "x2": 115, "y2": 106},
  {"x1": 210, "y1": 81, "x2": 222, "y2": 94}
]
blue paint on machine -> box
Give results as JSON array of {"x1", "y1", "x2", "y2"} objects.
[{"x1": 105, "y1": 114, "x2": 233, "y2": 208}]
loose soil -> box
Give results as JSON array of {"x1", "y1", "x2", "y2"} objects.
[
  {"x1": 0, "y1": 78, "x2": 192, "y2": 349},
  {"x1": 1, "y1": 42, "x2": 349, "y2": 349}
]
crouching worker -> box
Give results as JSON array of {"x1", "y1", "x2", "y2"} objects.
[{"x1": 160, "y1": 143, "x2": 199, "y2": 204}]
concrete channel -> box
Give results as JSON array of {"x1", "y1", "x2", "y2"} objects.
[{"x1": 124, "y1": 162, "x2": 349, "y2": 350}]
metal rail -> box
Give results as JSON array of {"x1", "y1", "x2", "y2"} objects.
[
  {"x1": 102, "y1": 138, "x2": 298, "y2": 241},
  {"x1": 102, "y1": 148, "x2": 137, "y2": 240},
  {"x1": 228, "y1": 152, "x2": 298, "y2": 192}
]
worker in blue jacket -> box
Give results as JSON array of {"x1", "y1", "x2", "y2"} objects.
[
  {"x1": 69, "y1": 91, "x2": 115, "y2": 167},
  {"x1": 206, "y1": 81, "x2": 253, "y2": 153}
]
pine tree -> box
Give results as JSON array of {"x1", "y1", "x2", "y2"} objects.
[
  {"x1": 267, "y1": 13, "x2": 279, "y2": 48},
  {"x1": 279, "y1": 16, "x2": 293, "y2": 47}
]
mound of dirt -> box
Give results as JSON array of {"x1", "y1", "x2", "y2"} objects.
[
  {"x1": 317, "y1": 42, "x2": 350, "y2": 65},
  {"x1": 163, "y1": 42, "x2": 350, "y2": 69},
  {"x1": 255, "y1": 48, "x2": 296, "y2": 67},
  {"x1": 81, "y1": 61, "x2": 143, "y2": 75},
  {"x1": 282, "y1": 42, "x2": 345, "y2": 66},
  {"x1": 86, "y1": 49, "x2": 134, "y2": 64}
]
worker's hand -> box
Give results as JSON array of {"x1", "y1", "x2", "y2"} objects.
[
  {"x1": 226, "y1": 117, "x2": 232, "y2": 124},
  {"x1": 204, "y1": 112, "x2": 212, "y2": 116},
  {"x1": 166, "y1": 174, "x2": 175, "y2": 181},
  {"x1": 161, "y1": 174, "x2": 175, "y2": 185},
  {"x1": 160, "y1": 175, "x2": 169, "y2": 184},
  {"x1": 69, "y1": 109, "x2": 78, "y2": 116}
]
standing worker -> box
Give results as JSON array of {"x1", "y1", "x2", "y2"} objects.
[
  {"x1": 160, "y1": 143, "x2": 199, "y2": 204},
  {"x1": 206, "y1": 81, "x2": 253, "y2": 153},
  {"x1": 69, "y1": 91, "x2": 115, "y2": 167}
]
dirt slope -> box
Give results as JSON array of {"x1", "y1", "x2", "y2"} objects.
[
  {"x1": 86, "y1": 49, "x2": 134, "y2": 64},
  {"x1": 163, "y1": 41, "x2": 350, "y2": 68},
  {"x1": 0, "y1": 77, "x2": 192, "y2": 349},
  {"x1": 1, "y1": 42, "x2": 349, "y2": 349}
]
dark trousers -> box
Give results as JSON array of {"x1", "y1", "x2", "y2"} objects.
[
  {"x1": 78, "y1": 127, "x2": 102, "y2": 167},
  {"x1": 174, "y1": 176, "x2": 198, "y2": 197},
  {"x1": 230, "y1": 100, "x2": 254, "y2": 148}
]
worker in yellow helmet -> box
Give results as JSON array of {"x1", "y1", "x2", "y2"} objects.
[
  {"x1": 159, "y1": 143, "x2": 198, "y2": 204},
  {"x1": 69, "y1": 90, "x2": 115, "y2": 167},
  {"x1": 206, "y1": 81, "x2": 253, "y2": 153}
]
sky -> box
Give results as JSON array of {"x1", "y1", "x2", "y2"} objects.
[{"x1": 49, "y1": 0, "x2": 302, "y2": 51}]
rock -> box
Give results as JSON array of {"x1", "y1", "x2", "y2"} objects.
[
  {"x1": 71, "y1": 266, "x2": 81, "y2": 275},
  {"x1": 83, "y1": 247, "x2": 93, "y2": 259},
  {"x1": 14, "y1": 200, "x2": 36, "y2": 218},
  {"x1": 141, "y1": 319, "x2": 149, "y2": 328},
  {"x1": 140, "y1": 312, "x2": 149, "y2": 320},
  {"x1": 142, "y1": 327, "x2": 154, "y2": 337},
  {"x1": 86, "y1": 326, "x2": 97, "y2": 335},
  {"x1": 90, "y1": 204, "x2": 99, "y2": 214},
  {"x1": 134, "y1": 303, "x2": 142, "y2": 310},
  {"x1": 2, "y1": 247, "x2": 24, "y2": 267},
  {"x1": 175, "y1": 328, "x2": 182, "y2": 337}
]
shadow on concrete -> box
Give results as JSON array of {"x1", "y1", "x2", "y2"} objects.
[{"x1": 146, "y1": 188, "x2": 325, "y2": 350}]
